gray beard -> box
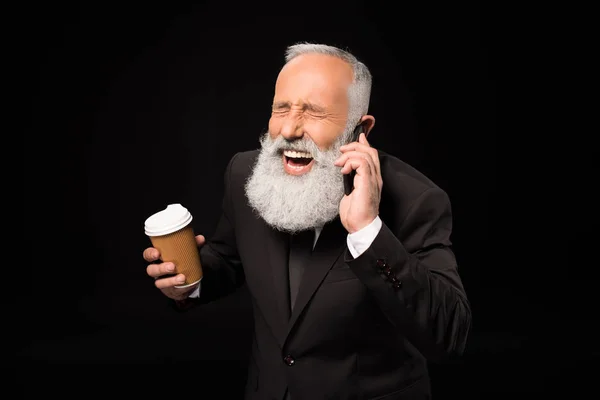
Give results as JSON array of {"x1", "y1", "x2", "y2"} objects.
[{"x1": 244, "y1": 130, "x2": 351, "y2": 234}]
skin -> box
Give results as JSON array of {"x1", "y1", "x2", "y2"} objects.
[
  {"x1": 144, "y1": 53, "x2": 382, "y2": 300},
  {"x1": 270, "y1": 53, "x2": 354, "y2": 152}
]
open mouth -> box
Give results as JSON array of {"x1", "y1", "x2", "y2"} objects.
[{"x1": 282, "y1": 150, "x2": 315, "y2": 175}]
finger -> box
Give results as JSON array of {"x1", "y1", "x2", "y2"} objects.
[
  {"x1": 341, "y1": 157, "x2": 382, "y2": 199},
  {"x1": 334, "y1": 151, "x2": 360, "y2": 166},
  {"x1": 359, "y1": 133, "x2": 382, "y2": 179},
  {"x1": 335, "y1": 151, "x2": 376, "y2": 173},
  {"x1": 338, "y1": 140, "x2": 378, "y2": 164},
  {"x1": 143, "y1": 247, "x2": 161, "y2": 262},
  {"x1": 358, "y1": 132, "x2": 369, "y2": 145},
  {"x1": 356, "y1": 153, "x2": 377, "y2": 180},
  {"x1": 195, "y1": 234, "x2": 206, "y2": 246},
  {"x1": 341, "y1": 136, "x2": 381, "y2": 181},
  {"x1": 340, "y1": 134, "x2": 370, "y2": 152},
  {"x1": 155, "y1": 273, "x2": 187, "y2": 289},
  {"x1": 339, "y1": 156, "x2": 372, "y2": 176},
  {"x1": 339, "y1": 153, "x2": 379, "y2": 193},
  {"x1": 146, "y1": 262, "x2": 176, "y2": 279},
  {"x1": 357, "y1": 150, "x2": 381, "y2": 190}
]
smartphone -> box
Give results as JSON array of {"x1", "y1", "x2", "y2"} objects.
[{"x1": 343, "y1": 124, "x2": 365, "y2": 195}]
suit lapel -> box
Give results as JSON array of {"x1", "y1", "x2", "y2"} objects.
[{"x1": 286, "y1": 217, "x2": 347, "y2": 336}]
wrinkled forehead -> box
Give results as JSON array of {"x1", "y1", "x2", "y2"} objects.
[{"x1": 274, "y1": 54, "x2": 353, "y2": 107}]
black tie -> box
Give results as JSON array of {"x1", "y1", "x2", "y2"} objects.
[{"x1": 288, "y1": 230, "x2": 314, "y2": 312}]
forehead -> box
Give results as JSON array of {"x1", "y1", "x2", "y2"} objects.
[{"x1": 274, "y1": 54, "x2": 354, "y2": 106}]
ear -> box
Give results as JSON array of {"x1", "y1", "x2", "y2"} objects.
[{"x1": 359, "y1": 115, "x2": 376, "y2": 137}]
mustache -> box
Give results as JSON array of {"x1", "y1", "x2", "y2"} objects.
[{"x1": 261, "y1": 133, "x2": 321, "y2": 158}]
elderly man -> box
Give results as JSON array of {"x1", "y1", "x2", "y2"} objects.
[{"x1": 143, "y1": 42, "x2": 471, "y2": 400}]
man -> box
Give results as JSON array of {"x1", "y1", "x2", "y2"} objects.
[{"x1": 143, "y1": 42, "x2": 471, "y2": 399}]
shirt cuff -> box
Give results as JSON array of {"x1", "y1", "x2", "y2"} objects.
[
  {"x1": 346, "y1": 216, "x2": 383, "y2": 258},
  {"x1": 188, "y1": 282, "x2": 201, "y2": 298}
]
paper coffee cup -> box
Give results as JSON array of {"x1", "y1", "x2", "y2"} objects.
[{"x1": 144, "y1": 204, "x2": 202, "y2": 288}]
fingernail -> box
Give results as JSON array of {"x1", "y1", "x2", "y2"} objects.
[
  {"x1": 177, "y1": 276, "x2": 185, "y2": 283},
  {"x1": 167, "y1": 264, "x2": 174, "y2": 272}
]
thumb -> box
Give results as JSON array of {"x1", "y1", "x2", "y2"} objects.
[
  {"x1": 359, "y1": 132, "x2": 369, "y2": 145},
  {"x1": 195, "y1": 234, "x2": 206, "y2": 246}
]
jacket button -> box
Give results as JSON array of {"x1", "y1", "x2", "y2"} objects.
[{"x1": 283, "y1": 355, "x2": 295, "y2": 366}]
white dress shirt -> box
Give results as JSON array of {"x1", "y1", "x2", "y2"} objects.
[{"x1": 188, "y1": 216, "x2": 383, "y2": 299}]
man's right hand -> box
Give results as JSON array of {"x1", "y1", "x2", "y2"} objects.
[{"x1": 143, "y1": 234, "x2": 205, "y2": 301}]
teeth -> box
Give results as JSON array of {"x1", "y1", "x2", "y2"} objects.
[{"x1": 283, "y1": 150, "x2": 312, "y2": 159}]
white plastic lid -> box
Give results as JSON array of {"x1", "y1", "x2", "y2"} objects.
[{"x1": 144, "y1": 203, "x2": 193, "y2": 236}]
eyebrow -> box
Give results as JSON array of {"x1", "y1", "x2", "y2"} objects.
[{"x1": 272, "y1": 101, "x2": 327, "y2": 113}]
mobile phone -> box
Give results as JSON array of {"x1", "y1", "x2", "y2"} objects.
[{"x1": 343, "y1": 124, "x2": 365, "y2": 195}]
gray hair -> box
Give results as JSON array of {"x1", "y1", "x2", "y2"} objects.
[{"x1": 284, "y1": 42, "x2": 372, "y2": 132}]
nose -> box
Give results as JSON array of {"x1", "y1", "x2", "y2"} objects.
[{"x1": 279, "y1": 115, "x2": 304, "y2": 142}]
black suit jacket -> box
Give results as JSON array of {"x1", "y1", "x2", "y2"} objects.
[{"x1": 195, "y1": 149, "x2": 471, "y2": 400}]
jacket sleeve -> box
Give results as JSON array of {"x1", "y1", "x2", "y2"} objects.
[
  {"x1": 346, "y1": 187, "x2": 472, "y2": 362},
  {"x1": 195, "y1": 152, "x2": 245, "y2": 304}
]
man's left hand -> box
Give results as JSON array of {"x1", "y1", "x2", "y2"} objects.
[{"x1": 334, "y1": 133, "x2": 383, "y2": 234}]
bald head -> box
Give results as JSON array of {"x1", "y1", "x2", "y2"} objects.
[
  {"x1": 277, "y1": 53, "x2": 354, "y2": 114},
  {"x1": 270, "y1": 53, "x2": 354, "y2": 151}
]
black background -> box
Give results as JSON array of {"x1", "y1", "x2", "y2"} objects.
[{"x1": 17, "y1": 0, "x2": 596, "y2": 398}]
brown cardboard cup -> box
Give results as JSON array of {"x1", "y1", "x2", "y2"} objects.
[{"x1": 144, "y1": 204, "x2": 202, "y2": 288}]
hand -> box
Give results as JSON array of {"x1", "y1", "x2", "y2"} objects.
[
  {"x1": 334, "y1": 133, "x2": 383, "y2": 233},
  {"x1": 143, "y1": 234, "x2": 205, "y2": 301}
]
